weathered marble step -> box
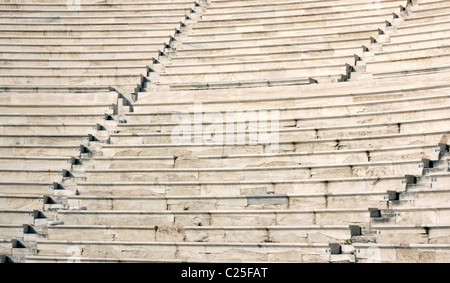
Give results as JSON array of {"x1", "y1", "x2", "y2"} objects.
[
  {"x1": 195, "y1": 5, "x2": 399, "y2": 24},
  {"x1": 0, "y1": 15, "x2": 188, "y2": 24},
  {"x1": 0, "y1": 35, "x2": 172, "y2": 44},
  {"x1": 0, "y1": 44, "x2": 164, "y2": 53},
  {"x1": 414, "y1": 0, "x2": 450, "y2": 10},
  {"x1": 32, "y1": 241, "x2": 342, "y2": 262},
  {"x1": 184, "y1": 145, "x2": 440, "y2": 168},
  {"x1": 135, "y1": 83, "x2": 450, "y2": 112},
  {"x1": 125, "y1": 105, "x2": 450, "y2": 129},
  {"x1": 47, "y1": 224, "x2": 352, "y2": 243},
  {"x1": 389, "y1": 27, "x2": 450, "y2": 44},
  {"x1": 77, "y1": 176, "x2": 407, "y2": 197},
  {"x1": 68, "y1": 191, "x2": 388, "y2": 211},
  {"x1": 0, "y1": 4, "x2": 193, "y2": 12},
  {"x1": 0, "y1": 145, "x2": 81, "y2": 157},
  {"x1": 158, "y1": 64, "x2": 349, "y2": 84},
  {"x1": 139, "y1": 73, "x2": 450, "y2": 104},
  {"x1": 191, "y1": 12, "x2": 394, "y2": 34},
  {"x1": 0, "y1": 124, "x2": 99, "y2": 135},
  {"x1": 0, "y1": 156, "x2": 72, "y2": 170},
  {"x1": 0, "y1": 194, "x2": 47, "y2": 210},
  {"x1": 175, "y1": 37, "x2": 372, "y2": 56},
  {"x1": 354, "y1": 225, "x2": 450, "y2": 245},
  {"x1": 372, "y1": 64, "x2": 450, "y2": 80},
  {"x1": 187, "y1": 21, "x2": 387, "y2": 41},
  {"x1": 112, "y1": 117, "x2": 450, "y2": 144},
  {"x1": 390, "y1": 189, "x2": 450, "y2": 208},
  {"x1": 0, "y1": 104, "x2": 115, "y2": 115},
  {"x1": 170, "y1": 47, "x2": 365, "y2": 64},
  {"x1": 208, "y1": 0, "x2": 401, "y2": 12},
  {"x1": 203, "y1": 0, "x2": 403, "y2": 15},
  {"x1": 0, "y1": 210, "x2": 37, "y2": 225},
  {"x1": 0, "y1": 169, "x2": 64, "y2": 183},
  {"x1": 82, "y1": 160, "x2": 423, "y2": 182},
  {"x1": 0, "y1": 182, "x2": 57, "y2": 197},
  {"x1": 0, "y1": 134, "x2": 91, "y2": 146},
  {"x1": 0, "y1": 2, "x2": 197, "y2": 10},
  {"x1": 353, "y1": 243, "x2": 450, "y2": 263},
  {"x1": 110, "y1": 119, "x2": 450, "y2": 148},
  {"x1": 366, "y1": 53, "x2": 450, "y2": 74},
  {"x1": 371, "y1": 207, "x2": 450, "y2": 226},
  {"x1": 165, "y1": 55, "x2": 358, "y2": 73},
  {"x1": 208, "y1": 0, "x2": 378, "y2": 9},
  {"x1": 0, "y1": 66, "x2": 150, "y2": 76},
  {"x1": 0, "y1": 22, "x2": 184, "y2": 30},
  {"x1": 25, "y1": 255, "x2": 355, "y2": 263},
  {"x1": 403, "y1": 3, "x2": 450, "y2": 18},
  {"x1": 395, "y1": 18, "x2": 450, "y2": 35},
  {"x1": 0, "y1": 113, "x2": 110, "y2": 124},
  {"x1": 1, "y1": 58, "x2": 157, "y2": 67},
  {"x1": 181, "y1": 29, "x2": 378, "y2": 49},
  {"x1": 371, "y1": 45, "x2": 450, "y2": 62},
  {"x1": 410, "y1": 173, "x2": 450, "y2": 191},
  {"x1": 0, "y1": 224, "x2": 24, "y2": 240},
  {"x1": 57, "y1": 208, "x2": 372, "y2": 226},
  {"x1": 399, "y1": 10, "x2": 450, "y2": 25},
  {"x1": 0, "y1": 74, "x2": 143, "y2": 86},
  {"x1": 89, "y1": 144, "x2": 440, "y2": 169},
  {"x1": 0, "y1": 28, "x2": 179, "y2": 37},
  {"x1": 380, "y1": 35, "x2": 450, "y2": 53},
  {"x1": 0, "y1": 10, "x2": 190, "y2": 18},
  {"x1": 0, "y1": 91, "x2": 116, "y2": 104},
  {"x1": 158, "y1": 76, "x2": 324, "y2": 91},
  {"x1": 102, "y1": 130, "x2": 450, "y2": 157}
]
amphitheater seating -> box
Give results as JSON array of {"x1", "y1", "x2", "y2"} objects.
[{"x1": 0, "y1": 0, "x2": 449, "y2": 263}]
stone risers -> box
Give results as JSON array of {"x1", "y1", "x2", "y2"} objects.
[
  {"x1": 110, "y1": 118, "x2": 450, "y2": 144},
  {"x1": 66, "y1": 192, "x2": 389, "y2": 211},
  {"x1": 27, "y1": 241, "x2": 347, "y2": 262},
  {"x1": 80, "y1": 161, "x2": 424, "y2": 183},
  {"x1": 135, "y1": 80, "x2": 450, "y2": 112},
  {"x1": 86, "y1": 145, "x2": 439, "y2": 169},
  {"x1": 101, "y1": 131, "x2": 448, "y2": 157},
  {"x1": 46, "y1": 224, "x2": 352, "y2": 243},
  {"x1": 75, "y1": 176, "x2": 408, "y2": 197}
]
